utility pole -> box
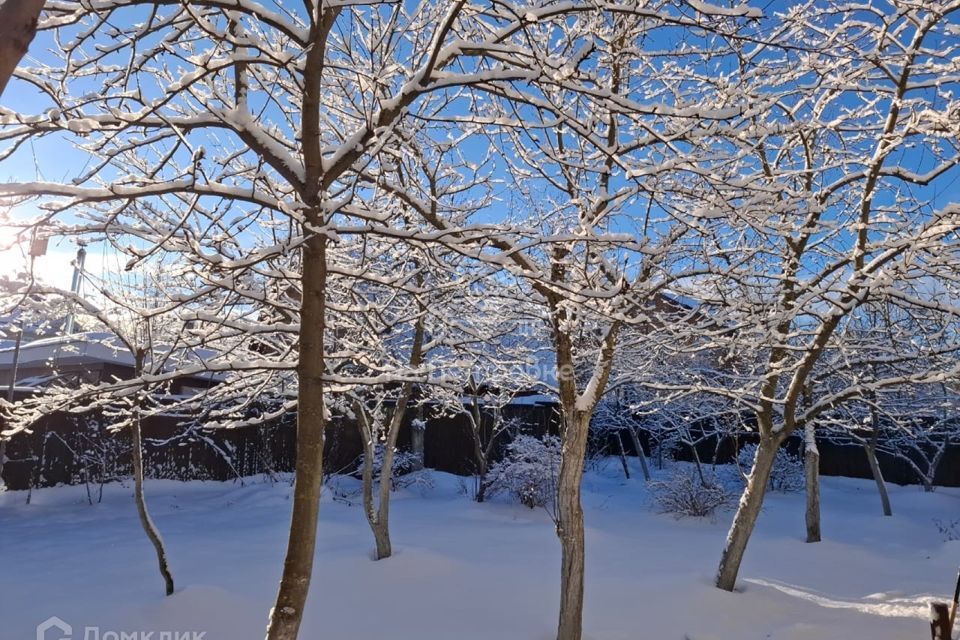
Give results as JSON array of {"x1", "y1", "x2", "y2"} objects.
[
  {"x1": 63, "y1": 243, "x2": 86, "y2": 335},
  {"x1": 4, "y1": 324, "x2": 22, "y2": 403}
]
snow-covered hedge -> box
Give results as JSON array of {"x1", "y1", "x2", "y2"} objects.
[
  {"x1": 737, "y1": 443, "x2": 805, "y2": 493},
  {"x1": 357, "y1": 445, "x2": 428, "y2": 490},
  {"x1": 358, "y1": 445, "x2": 418, "y2": 475},
  {"x1": 485, "y1": 434, "x2": 561, "y2": 510},
  {"x1": 651, "y1": 469, "x2": 735, "y2": 518}
]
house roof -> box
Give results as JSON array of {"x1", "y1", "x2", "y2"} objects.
[
  {"x1": 0, "y1": 332, "x2": 219, "y2": 374},
  {"x1": 0, "y1": 332, "x2": 132, "y2": 368}
]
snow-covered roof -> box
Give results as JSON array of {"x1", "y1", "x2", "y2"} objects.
[
  {"x1": 0, "y1": 332, "x2": 132, "y2": 368},
  {"x1": 0, "y1": 332, "x2": 219, "y2": 373},
  {"x1": 507, "y1": 393, "x2": 557, "y2": 406},
  {"x1": 9, "y1": 374, "x2": 60, "y2": 388},
  {"x1": 661, "y1": 291, "x2": 700, "y2": 310}
]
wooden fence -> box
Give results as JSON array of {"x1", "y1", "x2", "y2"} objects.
[{"x1": 2, "y1": 402, "x2": 958, "y2": 490}]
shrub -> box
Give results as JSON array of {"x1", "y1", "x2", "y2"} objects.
[
  {"x1": 651, "y1": 469, "x2": 735, "y2": 518},
  {"x1": 486, "y1": 434, "x2": 561, "y2": 512},
  {"x1": 356, "y1": 445, "x2": 428, "y2": 490},
  {"x1": 737, "y1": 443, "x2": 805, "y2": 492}
]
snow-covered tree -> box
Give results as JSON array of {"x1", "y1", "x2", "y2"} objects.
[
  {"x1": 1, "y1": 5, "x2": 766, "y2": 639},
  {"x1": 0, "y1": 261, "x2": 213, "y2": 596},
  {"x1": 328, "y1": 240, "x2": 432, "y2": 561},
  {"x1": 813, "y1": 297, "x2": 960, "y2": 515},
  {"x1": 427, "y1": 286, "x2": 548, "y2": 501},
  {"x1": 865, "y1": 385, "x2": 957, "y2": 493},
  {"x1": 403, "y1": 8, "x2": 763, "y2": 637},
  {"x1": 654, "y1": 2, "x2": 960, "y2": 591}
]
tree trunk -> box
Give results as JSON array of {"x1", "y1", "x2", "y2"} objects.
[
  {"x1": 267, "y1": 232, "x2": 327, "y2": 640},
  {"x1": 354, "y1": 402, "x2": 393, "y2": 560},
  {"x1": 131, "y1": 350, "x2": 175, "y2": 596},
  {"x1": 925, "y1": 437, "x2": 950, "y2": 493},
  {"x1": 475, "y1": 466, "x2": 489, "y2": 502},
  {"x1": 688, "y1": 439, "x2": 707, "y2": 487},
  {"x1": 626, "y1": 426, "x2": 650, "y2": 481},
  {"x1": 549, "y1": 283, "x2": 620, "y2": 640},
  {"x1": 372, "y1": 461, "x2": 394, "y2": 560},
  {"x1": 356, "y1": 408, "x2": 385, "y2": 558},
  {"x1": 864, "y1": 430, "x2": 892, "y2": 516},
  {"x1": 373, "y1": 428, "x2": 398, "y2": 561},
  {"x1": 615, "y1": 431, "x2": 630, "y2": 479},
  {"x1": 357, "y1": 314, "x2": 423, "y2": 561},
  {"x1": 0, "y1": 0, "x2": 44, "y2": 99},
  {"x1": 557, "y1": 411, "x2": 590, "y2": 640},
  {"x1": 410, "y1": 418, "x2": 425, "y2": 472},
  {"x1": 804, "y1": 422, "x2": 821, "y2": 543},
  {"x1": 716, "y1": 434, "x2": 780, "y2": 591},
  {"x1": 465, "y1": 393, "x2": 493, "y2": 503},
  {"x1": 470, "y1": 419, "x2": 488, "y2": 503},
  {"x1": 370, "y1": 316, "x2": 424, "y2": 560}
]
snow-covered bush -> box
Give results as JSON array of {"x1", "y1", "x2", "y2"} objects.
[
  {"x1": 395, "y1": 468, "x2": 435, "y2": 493},
  {"x1": 485, "y1": 435, "x2": 561, "y2": 511},
  {"x1": 737, "y1": 443, "x2": 805, "y2": 492},
  {"x1": 651, "y1": 469, "x2": 735, "y2": 518},
  {"x1": 356, "y1": 445, "x2": 428, "y2": 490}
]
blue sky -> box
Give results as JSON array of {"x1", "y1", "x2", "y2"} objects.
[{"x1": 1, "y1": 0, "x2": 958, "y2": 290}]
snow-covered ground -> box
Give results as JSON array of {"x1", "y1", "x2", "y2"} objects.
[{"x1": 2, "y1": 461, "x2": 958, "y2": 640}]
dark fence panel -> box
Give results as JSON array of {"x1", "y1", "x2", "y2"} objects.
[
  {"x1": 0, "y1": 401, "x2": 563, "y2": 491},
  {"x1": 1, "y1": 412, "x2": 298, "y2": 491},
  {"x1": 3, "y1": 401, "x2": 956, "y2": 490}
]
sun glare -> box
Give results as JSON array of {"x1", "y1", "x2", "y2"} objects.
[
  {"x1": 0, "y1": 226, "x2": 73, "y2": 288},
  {"x1": 0, "y1": 221, "x2": 29, "y2": 274}
]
